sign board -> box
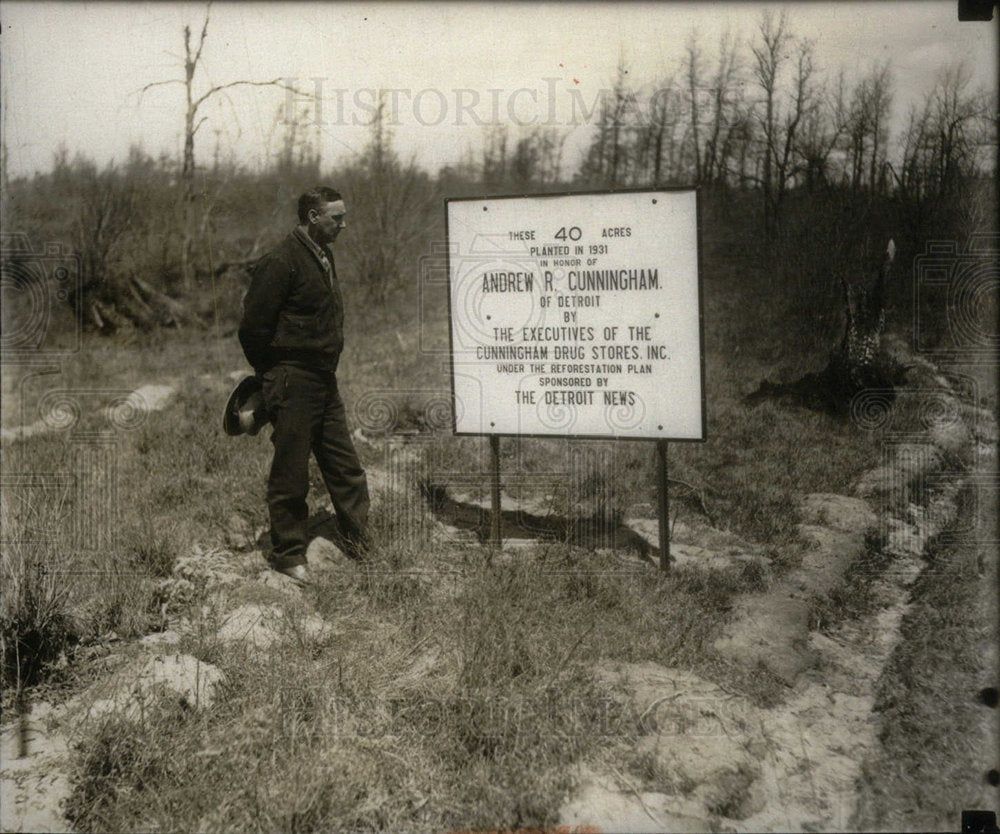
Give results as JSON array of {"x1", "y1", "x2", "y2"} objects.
[{"x1": 445, "y1": 189, "x2": 704, "y2": 440}]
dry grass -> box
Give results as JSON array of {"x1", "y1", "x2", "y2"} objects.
[
  {"x1": 5, "y1": 180, "x2": 989, "y2": 829},
  {"x1": 65, "y1": 537, "x2": 778, "y2": 832},
  {"x1": 854, "y1": 486, "x2": 996, "y2": 831},
  {"x1": 0, "y1": 541, "x2": 73, "y2": 691},
  {"x1": 4, "y1": 248, "x2": 889, "y2": 827}
]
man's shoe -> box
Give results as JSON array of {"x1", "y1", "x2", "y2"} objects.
[{"x1": 276, "y1": 564, "x2": 309, "y2": 584}]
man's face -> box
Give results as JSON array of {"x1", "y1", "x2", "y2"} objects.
[{"x1": 309, "y1": 200, "x2": 347, "y2": 244}]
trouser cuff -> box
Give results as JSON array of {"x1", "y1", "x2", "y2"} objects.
[{"x1": 269, "y1": 549, "x2": 307, "y2": 570}]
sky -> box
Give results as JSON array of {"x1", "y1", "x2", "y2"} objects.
[{"x1": 1, "y1": 1, "x2": 996, "y2": 179}]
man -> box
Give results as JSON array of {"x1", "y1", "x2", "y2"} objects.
[{"x1": 239, "y1": 186, "x2": 370, "y2": 581}]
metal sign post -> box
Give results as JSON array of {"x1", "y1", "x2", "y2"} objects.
[
  {"x1": 656, "y1": 439, "x2": 670, "y2": 571},
  {"x1": 489, "y1": 434, "x2": 502, "y2": 557}
]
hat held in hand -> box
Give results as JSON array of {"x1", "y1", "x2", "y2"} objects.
[{"x1": 223, "y1": 375, "x2": 268, "y2": 436}]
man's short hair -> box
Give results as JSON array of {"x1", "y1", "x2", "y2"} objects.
[{"x1": 298, "y1": 187, "x2": 343, "y2": 223}]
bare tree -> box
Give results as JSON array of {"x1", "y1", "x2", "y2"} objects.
[
  {"x1": 535, "y1": 127, "x2": 569, "y2": 185},
  {"x1": 688, "y1": 27, "x2": 742, "y2": 185},
  {"x1": 634, "y1": 75, "x2": 683, "y2": 185},
  {"x1": 275, "y1": 102, "x2": 321, "y2": 174},
  {"x1": 774, "y1": 39, "x2": 816, "y2": 196},
  {"x1": 138, "y1": 3, "x2": 306, "y2": 291},
  {"x1": 508, "y1": 127, "x2": 567, "y2": 189},
  {"x1": 897, "y1": 98, "x2": 934, "y2": 201},
  {"x1": 342, "y1": 98, "x2": 439, "y2": 305},
  {"x1": 896, "y1": 61, "x2": 990, "y2": 204},
  {"x1": 843, "y1": 62, "x2": 893, "y2": 193},
  {"x1": 705, "y1": 29, "x2": 745, "y2": 185},
  {"x1": 578, "y1": 60, "x2": 637, "y2": 187},
  {"x1": 867, "y1": 63, "x2": 893, "y2": 193},
  {"x1": 749, "y1": 10, "x2": 789, "y2": 236},
  {"x1": 749, "y1": 12, "x2": 815, "y2": 236},
  {"x1": 683, "y1": 31, "x2": 706, "y2": 183},
  {"x1": 795, "y1": 69, "x2": 849, "y2": 190},
  {"x1": 481, "y1": 124, "x2": 509, "y2": 188},
  {"x1": 930, "y1": 62, "x2": 988, "y2": 194}
]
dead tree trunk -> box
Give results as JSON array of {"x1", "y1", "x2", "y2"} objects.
[
  {"x1": 831, "y1": 239, "x2": 894, "y2": 390},
  {"x1": 747, "y1": 240, "x2": 899, "y2": 415}
]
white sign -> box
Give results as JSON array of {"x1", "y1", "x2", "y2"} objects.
[{"x1": 446, "y1": 189, "x2": 704, "y2": 440}]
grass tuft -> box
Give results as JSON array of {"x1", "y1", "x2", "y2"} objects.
[{"x1": 0, "y1": 543, "x2": 75, "y2": 691}]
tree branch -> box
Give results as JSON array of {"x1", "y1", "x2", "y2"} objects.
[
  {"x1": 136, "y1": 78, "x2": 185, "y2": 104},
  {"x1": 192, "y1": 2, "x2": 211, "y2": 70},
  {"x1": 193, "y1": 78, "x2": 309, "y2": 111}
]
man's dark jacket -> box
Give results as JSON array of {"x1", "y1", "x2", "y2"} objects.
[{"x1": 239, "y1": 231, "x2": 345, "y2": 374}]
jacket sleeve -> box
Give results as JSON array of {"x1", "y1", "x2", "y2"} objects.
[{"x1": 238, "y1": 250, "x2": 292, "y2": 373}]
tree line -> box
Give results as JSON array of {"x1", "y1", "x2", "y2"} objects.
[
  {"x1": 489, "y1": 12, "x2": 992, "y2": 236},
  {"x1": 0, "y1": 10, "x2": 994, "y2": 336}
]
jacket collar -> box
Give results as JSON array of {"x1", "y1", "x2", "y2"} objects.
[{"x1": 293, "y1": 225, "x2": 332, "y2": 272}]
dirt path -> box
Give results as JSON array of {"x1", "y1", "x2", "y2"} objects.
[
  {"x1": 557, "y1": 342, "x2": 994, "y2": 832},
  {"x1": 557, "y1": 498, "x2": 929, "y2": 832}
]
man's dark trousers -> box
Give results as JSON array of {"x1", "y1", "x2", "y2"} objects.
[{"x1": 262, "y1": 362, "x2": 369, "y2": 569}]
